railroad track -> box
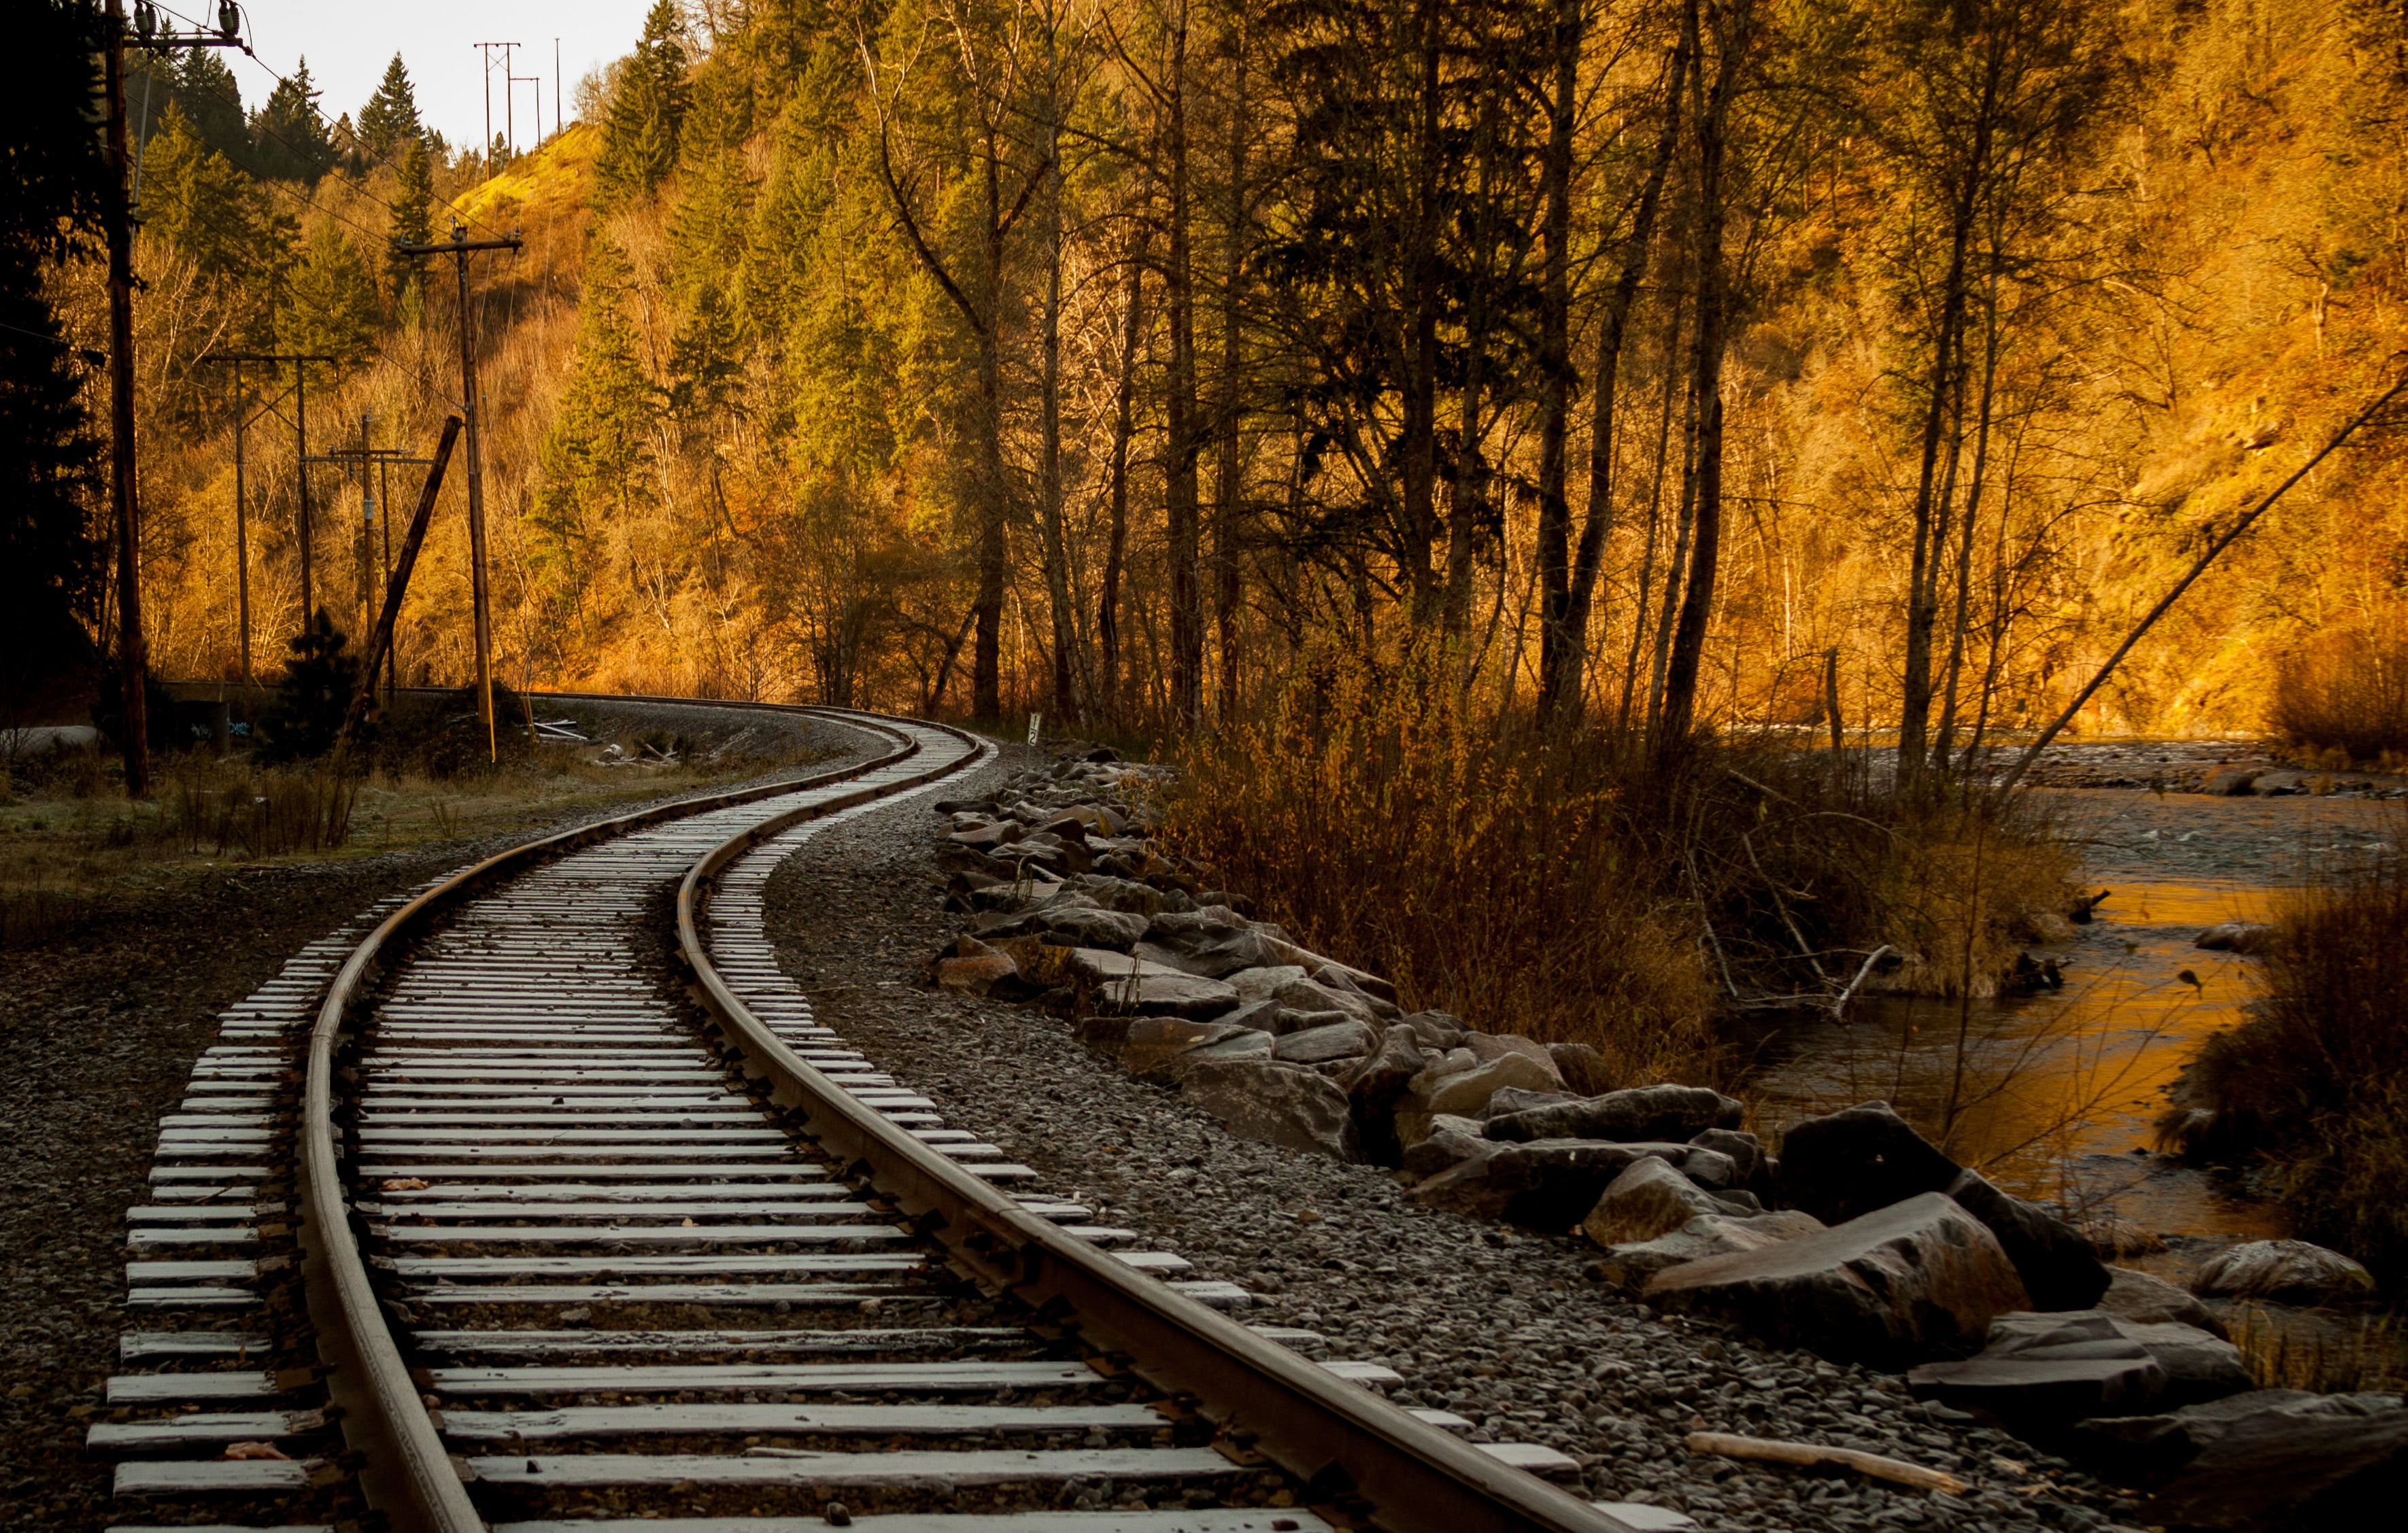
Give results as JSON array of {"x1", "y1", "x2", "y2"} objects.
[{"x1": 97, "y1": 702, "x2": 1635, "y2": 1533}]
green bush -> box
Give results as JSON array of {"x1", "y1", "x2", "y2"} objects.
[{"x1": 256, "y1": 610, "x2": 367, "y2": 764}]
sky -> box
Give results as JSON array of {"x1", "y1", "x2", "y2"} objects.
[{"x1": 158, "y1": 1, "x2": 660, "y2": 153}]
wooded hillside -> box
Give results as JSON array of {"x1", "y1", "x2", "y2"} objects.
[{"x1": 72, "y1": 0, "x2": 2408, "y2": 746}]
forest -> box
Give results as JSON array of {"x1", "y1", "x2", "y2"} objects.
[{"x1": 11, "y1": 0, "x2": 2408, "y2": 756}]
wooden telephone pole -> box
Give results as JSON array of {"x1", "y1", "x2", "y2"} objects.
[
  {"x1": 305, "y1": 426, "x2": 437, "y2": 704},
  {"x1": 103, "y1": 1, "x2": 250, "y2": 795},
  {"x1": 202, "y1": 351, "x2": 334, "y2": 657},
  {"x1": 392, "y1": 223, "x2": 522, "y2": 762}
]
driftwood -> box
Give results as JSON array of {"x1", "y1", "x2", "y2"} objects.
[{"x1": 1684, "y1": 1430, "x2": 1966, "y2": 1494}]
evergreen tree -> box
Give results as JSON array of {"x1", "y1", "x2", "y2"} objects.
[
  {"x1": 535, "y1": 237, "x2": 659, "y2": 580},
  {"x1": 358, "y1": 53, "x2": 422, "y2": 162},
  {"x1": 252, "y1": 57, "x2": 333, "y2": 182},
  {"x1": 176, "y1": 48, "x2": 251, "y2": 168},
  {"x1": 279, "y1": 222, "x2": 377, "y2": 365},
  {"x1": 0, "y1": 0, "x2": 112, "y2": 716},
  {"x1": 386, "y1": 135, "x2": 434, "y2": 303},
  {"x1": 141, "y1": 103, "x2": 273, "y2": 281},
  {"x1": 594, "y1": 1, "x2": 691, "y2": 208},
  {"x1": 257, "y1": 610, "x2": 363, "y2": 762}
]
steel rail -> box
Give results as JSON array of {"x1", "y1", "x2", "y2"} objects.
[
  {"x1": 296, "y1": 704, "x2": 967, "y2": 1533},
  {"x1": 675, "y1": 720, "x2": 1639, "y2": 1533}
]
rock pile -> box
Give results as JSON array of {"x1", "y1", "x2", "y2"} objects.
[{"x1": 926, "y1": 746, "x2": 2404, "y2": 1528}]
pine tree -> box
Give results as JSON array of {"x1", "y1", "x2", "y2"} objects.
[
  {"x1": 357, "y1": 53, "x2": 422, "y2": 162},
  {"x1": 279, "y1": 222, "x2": 377, "y2": 364},
  {"x1": 175, "y1": 48, "x2": 251, "y2": 168},
  {"x1": 594, "y1": 1, "x2": 690, "y2": 208},
  {"x1": 0, "y1": 0, "x2": 111, "y2": 715},
  {"x1": 257, "y1": 610, "x2": 364, "y2": 762},
  {"x1": 252, "y1": 57, "x2": 333, "y2": 182},
  {"x1": 535, "y1": 237, "x2": 659, "y2": 579},
  {"x1": 141, "y1": 103, "x2": 271, "y2": 281},
  {"x1": 386, "y1": 135, "x2": 433, "y2": 305}
]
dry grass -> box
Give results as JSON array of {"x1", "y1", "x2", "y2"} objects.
[
  {"x1": 1157, "y1": 652, "x2": 2077, "y2": 1086},
  {"x1": 2270, "y1": 617, "x2": 2408, "y2": 768},
  {"x1": 2188, "y1": 821, "x2": 2408, "y2": 1284},
  {"x1": 0, "y1": 725, "x2": 821, "y2": 950},
  {"x1": 2227, "y1": 1303, "x2": 2408, "y2": 1395}
]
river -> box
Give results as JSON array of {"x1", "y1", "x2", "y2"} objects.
[{"x1": 1742, "y1": 785, "x2": 2402, "y2": 1246}]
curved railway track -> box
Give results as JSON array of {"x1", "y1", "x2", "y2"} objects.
[{"x1": 97, "y1": 702, "x2": 1636, "y2": 1533}]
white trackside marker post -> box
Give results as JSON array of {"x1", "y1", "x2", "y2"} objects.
[{"x1": 1028, "y1": 714, "x2": 1042, "y2": 748}]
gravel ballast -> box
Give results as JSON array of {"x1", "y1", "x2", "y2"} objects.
[{"x1": 762, "y1": 746, "x2": 2139, "y2": 1533}]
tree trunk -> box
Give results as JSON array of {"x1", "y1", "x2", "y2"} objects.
[
  {"x1": 1657, "y1": 1, "x2": 1744, "y2": 749},
  {"x1": 1038, "y1": 91, "x2": 1076, "y2": 721},
  {"x1": 1401, "y1": 0, "x2": 1444, "y2": 627},
  {"x1": 1531, "y1": 0, "x2": 1583, "y2": 718},
  {"x1": 1552, "y1": 5, "x2": 1691, "y2": 719},
  {"x1": 1165, "y1": 12, "x2": 1204, "y2": 729},
  {"x1": 1898, "y1": 39, "x2": 2005, "y2": 785},
  {"x1": 1212, "y1": 16, "x2": 1247, "y2": 721},
  {"x1": 1101, "y1": 232, "x2": 1146, "y2": 729}
]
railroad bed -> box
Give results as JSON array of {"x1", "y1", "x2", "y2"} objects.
[{"x1": 97, "y1": 704, "x2": 1632, "y2": 1533}]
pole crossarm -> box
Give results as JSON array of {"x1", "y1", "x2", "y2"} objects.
[{"x1": 392, "y1": 237, "x2": 525, "y2": 255}]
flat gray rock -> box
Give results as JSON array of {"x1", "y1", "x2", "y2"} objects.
[
  {"x1": 1486, "y1": 1083, "x2": 1742, "y2": 1146},
  {"x1": 1274, "y1": 1019, "x2": 1378, "y2": 1065},
  {"x1": 1580, "y1": 1156, "x2": 1727, "y2": 1248},
  {"x1": 1647, "y1": 1192, "x2": 2031, "y2": 1369},
  {"x1": 1180, "y1": 1058, "x2": 1362, "y2": 1162}
]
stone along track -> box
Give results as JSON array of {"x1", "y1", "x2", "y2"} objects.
[{"x1": 97, "y1": 706, "x2": 1633, "y2": 1533}]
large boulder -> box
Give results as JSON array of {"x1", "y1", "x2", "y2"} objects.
[
  {"x1": 1404, "y1": 1051, "x2": 1565, "y2": 1132},
  {"x1": 2192, "y1": 1240, "x2": 2375, "y2": 1303},
  {"x1": 2072, "y1": 1390, "x2": 2407, "y2": 1484},
  {"x1": 1409, "y1": 1139, "x2": 1688, "y2": 1233},
  {"x1": 1181, "y1": 1058, "x2": 1362, "y2": 1162},
  {"x1": 1395, "y1": 1011, "x2": 1472, "y2": 1050},
  {"x1": 1774, "y1": 1101, "x2": 1963, "y2": 1224},
  {"x1": 1343, "y1": 1028, "x2": 1427, "y2": 1165},
  {"x1": 1690, "y1": 1128, "x2": 1765, "y2": 1186},
  {"x1": 986, "y1": 903, "x2": 1150, "y2": 951},
  {"x1": 2194, "y1": 921, "x2": 2278, "y2": 955},
  {"x1": 1275, "y1": 1018, "x2": 1380, "y2": 1065},
  {"x1": 1271, "y1": 974, "x2": 1382, "y2": 1025},
  {"x1": 1645, "y1": 1192, "x2": 2031, "y2": 1369},
  {"x1": 1943, "y1": 1169, "x2": 2110, "y2": 1312},
  {"x1": 1580, "y1": 1157, "x2": 1730, "y2": 1247},
  {"x1": 2099, "y1": 1267, "x2": 2220, "y2": 1332},
  {"x1": 1487, "y1": 1084, "x2": 1743, "y2": 1146},
  {"x1": 1227, "y1": 965, "x2": 1310, "y2": 1005},
  {"x1": 1121, "y1": 1018, "x2": 1259, "y2": 1081},
  {"x1": 1080, "y1": 950, "x2": 1242, "y2": 1019},
  {"x1": 1590, "y1": 1211, "x2": 1827, "y2": 1288},
  {"x1": 2140, "y1": 1398, "x2": 2408, "y2": 1530},
  {"x1": 1906, "y1": 1311, "x2": 2169, "y2": 1422},
  {"x1": 1401, "y1": 1121, "x2": 1492, "y2": 1182}
]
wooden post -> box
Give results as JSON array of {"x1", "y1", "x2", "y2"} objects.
[
  {"x1": 232, "y1": 360, "x2": 250, "y2": 687},
  {"x1": 103, "y1": 0, "x2": 148, "y2": 795},
  {"x1": 335, "y1": 417, "x2": 462, "y2": 755},
  {"x1": 295, "y1": 358, "x2": 312, "y2": 625}
]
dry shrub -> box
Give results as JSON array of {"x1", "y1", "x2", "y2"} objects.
[
  {"x1": 171, "y1": 761, "x2": 358, "y2": 858},
  {"x1": 2192, "y1": 831, "x2": 2408, "y2": 1283},
  {"x1": 2270, "y1": 616, "x2": 2408, "y2": 767},
  {"x1": 2227, "y1": 1304, "x2": 2408, "y2": 1394},
  {"x1": 1159, "y1": 651, "x2": 2076, "y2": 1085}
]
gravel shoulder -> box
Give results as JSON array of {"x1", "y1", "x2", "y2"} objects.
[
  {"x1": 0, "y1": 702, "x2": 864, "y2": 1531},
  {"x1": 762, "y1": 749, "x2": 2135, "y2": 1533}
]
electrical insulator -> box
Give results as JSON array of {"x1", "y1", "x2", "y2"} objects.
[
  {"x1": 134, "y1": 1, "x2": 156, "y2": 41},
  {"x1": 219, "y1": 3, "x2": 241, "y2": 43}
]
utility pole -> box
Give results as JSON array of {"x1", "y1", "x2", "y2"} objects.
[
  {"x1": 555, "y1": 38, "x2": 562, "y2": 126},
  {"x1": 475, "y1": 41, "x2": 517, "y2": 171},
  {"x1": 199, "y1": 356, "x2": 254, "y2": 687},
  {"x1": 103, "y1": 5, "x2": 250, "y2": 795},
  {"x1": 512, "y1": 67, "x2": 541, "y2": 147},
  {"x1": 103, "y1": 0, "x2": 146, "y2": 794},
  {"x1": 393, "y1": 223, "x2": 523, "y2": 763},
  {"x1": 304, "y1": 427, "x2": 437, "y2": 682},
  {"x1": 204, "y1": 351, "x2": 335, "y2": 649}
]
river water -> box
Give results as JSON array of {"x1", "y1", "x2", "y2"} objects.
[{"x1": 1742, "y1": 787, "x2": 2403, "y2": 1245}]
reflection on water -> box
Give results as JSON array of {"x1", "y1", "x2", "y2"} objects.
[{"x1": 1741, "y1": 878, "x2": 2292, "y2": 1240}]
